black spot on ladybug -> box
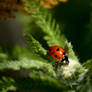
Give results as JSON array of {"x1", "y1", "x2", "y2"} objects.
[
  {"x1": 56, "y1": 48, "x2": 59, "y2": 51},
  {"x1": 49, "y1": 49, "x2": 52, "y2": 52},
  {"x1": 55, "y1": 55, "x2": 57, "y2": 57}
]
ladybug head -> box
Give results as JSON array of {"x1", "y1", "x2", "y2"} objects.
[{"x1": 61, "y1": 52, "x2": 69, "y2": 65}]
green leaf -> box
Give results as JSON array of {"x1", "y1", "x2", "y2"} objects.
[
  {"x1": 25, "y1": 34, "x2": 47, "y2": 58},
  {"x1": 0, "y1": 77, "x2": 16, "y2": 92},
  {"x1": 15, "y1": 75, "x2": 66, "y2": 92},
  {"x1": 0, "y1": 56, "x2": 56, "y2": 77}
]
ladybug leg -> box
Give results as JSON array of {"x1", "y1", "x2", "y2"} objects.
[
  {"x1": 53, "y1": 61, "x2": 59, "y2": 67},
  {"x1": 53, "y1": 61, "x2": 60, "y2": 71},
  {"x1": 55, "y1": 61, "x2": 59, "y2": 65}
]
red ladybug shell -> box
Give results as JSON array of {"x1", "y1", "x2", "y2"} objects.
[{"x1": 48, "y1": 46, "x2": 66, "y2": 61}]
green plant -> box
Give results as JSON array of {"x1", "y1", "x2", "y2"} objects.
[{"x1": 0, "y1": 0, "x2": 92, "y2": 92}]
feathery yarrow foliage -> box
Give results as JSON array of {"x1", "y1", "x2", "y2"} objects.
[{"x1": 0, "y1": 0, "x2": 92, "y2": 92}]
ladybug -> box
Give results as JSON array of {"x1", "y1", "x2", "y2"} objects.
[{"x1": 48, "y1": 46, "x2": 69, "y2": 65}]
